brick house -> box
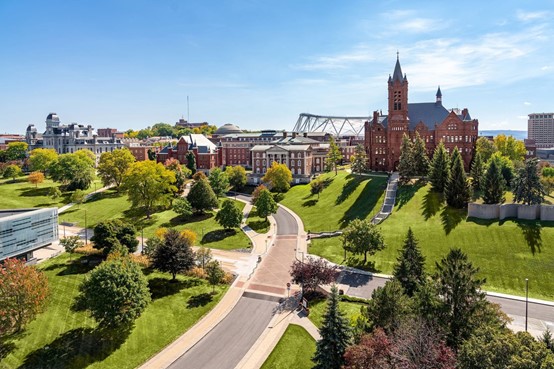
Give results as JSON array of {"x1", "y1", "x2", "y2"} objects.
[
  {"x1": 156, "y1": 133, "x2": 220, "y2": 172},
  {"x1": 365, "y1": 56, "x2": 479, "y2": 171}
]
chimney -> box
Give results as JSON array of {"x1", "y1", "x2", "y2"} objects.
[
  {"x1": 292, "y1": 132, "x2": 297, "y2": 138},
  {"x1": 462, "y1": 108, "x2": 469, "y2": 118},
  {"x1": 373, "y1": 110, "x2": 379, "y2": 123},
  {"x1": 282, "y1": 131, "x2": 287, "y2": 138}
]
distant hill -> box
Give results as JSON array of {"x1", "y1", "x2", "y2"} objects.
[{"x1": 479, "y1": 130, "x2": 527, "y2": 140}]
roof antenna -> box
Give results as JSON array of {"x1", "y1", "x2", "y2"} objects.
[{"x1": 187, "y1": 96, "x2": 190, "y2": 122}]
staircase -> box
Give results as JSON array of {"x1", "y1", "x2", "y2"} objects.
[{"x1": 371, "y1": 172, "x2": 399, "y2": 225}]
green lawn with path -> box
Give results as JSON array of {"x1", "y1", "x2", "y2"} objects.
[
  {"x1": 246, "y1": 207, "x2": 270, "y2": 234},
  {"x1": 308, "y1": 298, "x2": 365, "y2": 329},
  {"x1": 280, "y1": 171, "x2": 388, "y2": 232},
  {"x1": 0, "y1": 253, "x2": 227, "y2": 369},
  {"x1": 0, "y1": 176, "x2": 102, "y2": 209},
  {"x1": 260, "y1": 324, "x2": 316, "y2": 369},
  {"x1": 310, "y1": 182, "x2": 554, "y2": 300},
  {"x1": 59, "y1": 191, "x2": 250, "y2": 250}
]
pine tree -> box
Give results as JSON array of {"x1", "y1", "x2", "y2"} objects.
[
  {"x1": 482, "y1": 158, "x2": 505, "y2": 204},
  {"x1": 326, "y1": 136, "x2": 343, "y2": 175},
  {"x1": 512, "y1": 158, "x2": 546, "y2": 205},
  {"x1": 470, "y1": 151, "x2": 485, "y2": 192},
  {"x1": 313, "y1": 285, "x2": 351, "y2": 369},
  {"x1": 445, "y1": 147, "x2": 470, "y2": 208},
  {"x1": 393, "y1": 228, "x2": 426, "y2": 297},
  {"x1": 429, "y1": 141, "x2": 450, "y2": 193},
  {"x1": 186, "y1": 151, "x2": 196, "y2": 175},
  {"x1": 397, "y1": 133, "x2": 414, "y2": 178},
  {"x1": 350, "y1": 144, "x2": 368, "y2": 174},
  {"x1": 412, "y1": 132, "x2": 430, "y2": 177}
]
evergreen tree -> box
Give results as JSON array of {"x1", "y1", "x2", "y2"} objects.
[
  {"x1": 326, "y1": 136, "x2": 343, "y2": 175},
  {"x1": 393, "y1": 228, "x2": 426, "y2": 297},
  {"x1": 470, "y1": 151, "x2": 485, "y2": 192},
  {"x1": 482, "y1": 158, "x2": 505, "y2": 204},
  {"x1": 429, "y1": 141, "x2": 450, "y2": 193},
  {"x1": 152, "y1": 228, "x2": 195, "y2": 281},
  {"x1": 512, "y1": 158, "x2": 546, "y2": 205},
  {"x1": 187, "y1": 176, "x2": 219, "y2": 213},
  {"x1": 313, "y1": 285, "x2": 351, "y2": 369},
  {"x1": 350, "y1": 144, "x2": 368, "y2": 174},
  {"x1": 215, "y1": 199, "x2": 242, "y2": 229},
  {"x1": 445, "y1": 147, "x2": 470, "y2": 208},
  {"x1": 412, "y1": 132, "x2": 430, "y2": 177},
  {"x1": 208, "y1": 167, "x2": 230, "y2": 197},
  {"x1": 186, "y1": 151, "x2": 196, "y2": 175},
  {"x1": 397, "y1": 133, "x2": 414, "y2": 178}
]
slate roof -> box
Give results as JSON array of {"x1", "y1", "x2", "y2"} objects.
[
  {"x1": 407, "y1": 103, "x2": 450, "y2": 130},
  {"x1": 271, "y1": 136, "x2": 319, "y2": 145}
]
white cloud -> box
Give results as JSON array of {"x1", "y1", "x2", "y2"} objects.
[
  {"x1": 380, "y1": 9, "x2": 447, "y2": 33},
  {"x1": 541, "y1": 66, "x2": 552, "y2": 71},
  {"x1": 524, "y1": 102, "x2": 531, "y2": 106},
  {"x1": 291, "y1": 45, "x2": 374, "y2": 70},
  {"x1": 516, "y1": 10, "x2": 549, "y2": 22}
]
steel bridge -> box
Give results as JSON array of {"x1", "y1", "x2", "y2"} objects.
[{"x1": 292, "y1": 113, "x2": 369, "y2": 137}]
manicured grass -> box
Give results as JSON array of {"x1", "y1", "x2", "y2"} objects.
[
  {"x1": 0, "y1": 253, "x2": 228, "y2": 369},
  {"x1": 310, "y1": 183, "x2": 554, "y2": 300},
  {"x1": 308, "y1": 298, "x2": 364, "y2": 329},
  {"x1": 280, "y1": 171, "x2": 388, "y2": 232},
  {"x1": 0, "y1": 176, "x2": 102, "y2": 209},
  {"x1": 247, "y1": 207, "x2": 270, "y2": 234},
  {"x1": 59, "y1": 191, "x2": 251, "y2": 250},
  {"x1": 260, "y1": 324, "x2": 316, "y2": 369}
]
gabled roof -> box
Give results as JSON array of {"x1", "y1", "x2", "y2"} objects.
[{"x1": 407, "y1": 103, "x2": 450, "y2": 130}]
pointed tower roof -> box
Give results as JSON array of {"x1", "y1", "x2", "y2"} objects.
[
  {"x1": 392, "y1": 53, "x2": 404, "y2": 83},
  {"x1": 436, "y1": 86, "x2": 442, "y2": 98}
]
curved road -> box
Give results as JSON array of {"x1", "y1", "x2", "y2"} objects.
[{"x1": 168, "y1": 199, "x2": 297, "y2": 369}]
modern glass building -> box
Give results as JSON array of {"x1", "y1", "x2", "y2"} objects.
[{"x1": 0, "y1": 207, "x2": 58, "y2": 262}]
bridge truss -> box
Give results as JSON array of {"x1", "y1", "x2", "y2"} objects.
[{"x1": 292, "y1": 113, "x2": 369, "y2": 137}]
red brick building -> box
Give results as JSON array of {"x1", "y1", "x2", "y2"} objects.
[
  {"x1": 365, "y1": 57, "x2": 479, "y2": 171},
  {"x1": 156, "y1": 133, "x2": 220, "y2": 172}
]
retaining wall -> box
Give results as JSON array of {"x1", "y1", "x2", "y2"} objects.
[
  {"x1": 468, "y1": 203, "x2": 499, "y2": 219},
  {"x1": 541, "y1": 205, "x2": 554, "y2": 221},
  {"x1": 499, "y1": 204, "x2": 518, "y2": 220},
  {"x1": 468, "y1": 202, "x2": 554, "y2": 221}
]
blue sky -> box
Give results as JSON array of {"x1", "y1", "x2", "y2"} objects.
[{"x1": 0, "y1": 0, "x2": 553, "y2": 134}]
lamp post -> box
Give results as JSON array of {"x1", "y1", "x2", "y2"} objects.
[
  {"x1": 84, "y1": 209, "x2": 88, "y2": 246},
  {"x1": 141, "y1": 227, "x2": 144, "y2": 252},
  {"x1": 525, "y1": 278, "x2": 529, "y2": 332},
  {"x1": 265, "y1": 239, "x2": 268, "y2": 253}
]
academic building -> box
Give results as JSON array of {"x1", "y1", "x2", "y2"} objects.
[
  {"x1": 365, "y1": 57, "x2": 479, "y2": 171},
  {"x1": 528, "y1": 113, "x2": 554, "y2": 148}
]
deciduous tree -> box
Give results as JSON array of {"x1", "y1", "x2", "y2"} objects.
[
  {"x1": 0, "y1": 259, "x2": 49, "y2": 335},
  {"x1": 194, "y1": 246, "x2": 212, "y2": 269},
  {"x1": 225, "y1": 165, "x2": 247, "y2": 191},
  {"x1": 59, "y1": 235, "x2": 83, "y2": 259},
  {"x1": 215, "y1": 199, "x2": 242, "y2": 229},
  {"x1": 173, "y1": 197, "x2": 193, "y2": 219},
  {"x1": 206, "y1": 260, "x2": 225, "y2": 293},
  {"x1": 310, "y1": 178, "x2": 325, "y2": 199},
  {"x1": 78, "y1": 258, "x2": 150, "y2": 327},
  {"x1": 91, "y1": 219, "x2": 139, "y2": 256},
  {"x1": 187, "y1": 175, "x2": 218, "y2": 213},
  {"x1": 97, "y1": 148, "x2": 136, "y2": 189},
  {"x1": 429, "y1": 142, "x2": 450, "y2": 193},
  {"x1": 341, "y1": 219, "x2": 385, "y2": 263},
  {"x1": 209, "y1": 167, "x2": 230, "y2": 197},
  {"x1": 254, "y1": 188, "x2": 278, "y2": 221},
  {"x1": 28, "y1": 148, "x2": 57, "y2": 173},
  {"x1": 262, "y1": 161, "x2": 292, "y2": 192},
  {"x1": 393, "y1": 228, "x2": 426, "y2": 297},
  {"x1": 5, "y1": 142, "x2": 28, "y2": 161},
  {"x1": 152, "y1": 228, "x2": 195, "y2": 281},
  {"x1": 28, "y1": 171, "x2": 44, "y2": 187},
  {"x1": 251, "y1": 184, "x2": 267, "y2": 205},
  {"x1": 343, "y1": 329, "x2": 394, "y2": 369},
  {"x1": 290, "y1": 256, "x2": 336, "y2": 293},
  {"x1": 313, "y1": 285, "x2": 351, "y2": 369},
  {"x1": 121, "y1": 160, "x2": 177, "y2": 218},
  {"x1": 476, "y1": 136, "x2": 496, "y2": 163},
  {"x1": 512, "y1": 158, "x2": 546, "y2": 205},
  {"x1": 493, "y1": 134, "x2": 526, "y2": 162},
  {"x1": 326, "y1": 136, "x2": 343, "y2": 175},
  {"x1": 50, "y1": 152, "x2": 95, "y2": 190},
  {"x1": 3, "y1": 164, "x2": 22, "y2": 181},
  {"x1": 350, "y1": 144, "x2": 368, "y2": 175},
  {"x1": 70, "y1": 189, "x2": 85, "y2": 207},
  {"x1": 445, "y1": 147, "x2": 470, "y2": 208}
]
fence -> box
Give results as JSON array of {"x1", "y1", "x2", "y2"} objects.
[{"x1": 468, "y1": 203, "x2": 554, "y2": 221}]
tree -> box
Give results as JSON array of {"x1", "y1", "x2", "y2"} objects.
[
  {"x1": 173, "y1": 197, "x2": 193, "y2": 219},
  {"x1": 215, "y1": 199, "x2": 242, "y2": 229},
  {"x1": 59, "y1": 235, "x2": 83, "y2": 260},
  {"x1": 445, "y1": 147, "x2": 470, "y2": 208},
  {"x1": 97, "y1": 148, "x2": 136, "y2": 189},
  {"x1": 251, "y1": 184, "x2": 268, "y2": 205},
  {"x1": 28, "y1": 148, "x2": 57, "y2": 173},
  {"x1": 429, "y1": 142, "x2": 450, "y2": 193},
  {"x1": 0, "y1": 258, "x2": 49, "y2": 335},
  {"x1": 362, "y1": 280, "x2": 412, "y2": 334},
  {"x1": 5, "y1": 142, "x2": 28, "y2": 161},
  {"x1": 143, "y1": 236, "x2": 163, "y2": 257},
  {"x1": 412, "y1": 132, "x2": 430, "y2": 177},
  {"x1": 187, "y1": 176, "x2": 219, "y2": 213},
  {"x1": 310, "y1": 178, "x2": 325, "y2": 199},
  {"x1": 78, "y1": 258, "x2": 150, "y2": 327},
  {"x1": 49, "y1": 186, "x2": 62, "y2": 199},
  {"x1": 50, "y1": 152, "x2": 95, "y2": 190},
  {"x1": 490, "y1": 152, "x2": 515, "y2": 188},
  {"x1": 186, "y1": 151, "x2": 196, "y2": 175},
  {"x1": 262, "y1": 161, "x2": 292, "y2": 192},
  {"x1": 341, "y1": 219, "x2": 385, "y2": 263},
  {"x1": 398, "y1": 133, "x2": 414, "y2": 178},
  {"x1": 164, "y1": 158, "x2": 188, "y2": 193},
  {"x1": 254, "y1": 188, "x2": 278, "y2": 221},
  {"x1": 512, "y1": 158, "x2": 546, "y2": 205},
  {"x1": 209, "y1": 167, "x2": 230, "y2": 197},
  {"x1": 393, "y1": 228, "x2": 425, "y2": 297},
  {"x1": 70, "y1": 189, "x2": 85, "y2": 207},
  {"x1": 151, "y1": 122, "x2": 175, "y2": 137},
  {"x1": 476, "y1": 136, "x2": 496, "y2": 163},
  {"x1": 493, "y1": 134, "x2": 526, "y2": 162},
  {"x1": 28, "y1": 171, "x2": 45, "y2": 187},
  {"x1": 121, "y1": 160, "x2": 177, "y2": 218},
  {"x1": 290, "y1": 256, "x2": 336, "y2": 293},
  {"x1": 470, "y1": 151, "x2": 485, "y2": 192},
  {"x1": 195, "y1": 246, "x2": 212, "y2": 269},
  {"x1": 206, "y1": 260, "x2": 225, "y2": 293},
  {"x1": 152, "y1": 228, "x2": 195, "y2": 281},
  {"x1": 326, "y1": 136, "x2": 343, "y2": 175},
  {"x1": 225, "y1": 165, "x2": 247, "y2": 191},
  {"x1": 3, "y1": 164, "x2": 22, "y2": 181},
  {"x1": 344, "y1": 329, "x2": 394, "y2": 369},
  {"x1": 434, "y1": 248, "x2": 487, "y2": 349},
  {"x1": 350, "y1": 144, "x2": 368, "y2": 174},
  {"x1": 482, "y1": 158, "x2": 505, "y2": 204},
  {"x1": 313, "y1": 285, "x2": 351, "y2": 369},
  {"x1": 90, "y1": 219, "x2": 139, "y2": 256}
]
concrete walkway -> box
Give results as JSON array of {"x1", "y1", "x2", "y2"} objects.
[{"x1": 372, "y1": 172, "x2": 399, "y2": 224}]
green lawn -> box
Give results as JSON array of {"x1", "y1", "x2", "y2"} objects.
[
  {"x1": 310, "y1": 183, "x2": 554, "y2": 300},
  {"x1": 260, "y1": 324, "x2": 316, "y2": 369},
  {"x1": 0, "y1": 253, "x2": 227, "y2": 369},
  {"x1": 0, "y1": 176, "x2": 102, "y2": 209},
  {"x1": 280, "y1": 171, "x2": 388, "y2": 232},
  {"x1": 307, "y1": 298, "x2": 364, "y2": 329},
  {"x1": 246, "y1": 207, "x2": 270, "y2": 234},
  {"x1": 59, "y1": 191, "x2": 251, "y2": 250}
]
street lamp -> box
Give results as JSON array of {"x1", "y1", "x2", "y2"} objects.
[
  {"x1": 141, "y1": 227, "x2": 144, "y2": 251},
  {"x1": 265, "y1": 239, "x2": 268, "y2": 253},
  {"x1": 525, "y1": 278, "x2": 529, "y2": 332}
]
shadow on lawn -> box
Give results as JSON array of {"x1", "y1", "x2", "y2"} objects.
[
  {"x1": 340, "y1": 178, "x2": 386, "y2": 228},
  {"x1": 440, "y1": 206, "x2": 465, "y2": 235},
  {"x1": 517, "y1": 221, "x2": 543, "y2": 255},
  {"x1": 421, "y1": 189, "x2": 443, "y2": 220},
  {"x1": 0, "y1": 337, "x2": 16, "y2": 359},
  {"x1": 201, "y1": 229, "x2": 236, "y2": 244},
  {"x1": 148, "y1": 277, "x2": 202, "y2": 300},
  {"x1": 187, "y1": 293, "x2": 213, "y2": 308},
  {"x1": 345, "y1": 257, "x2": 380, "y2": 273},
  {"x1": 335, "y1": 174, "x2": 362, "y2": 205},
  {"x1": 247, "y1": 218, "x2": 270, "y2": 233},
  {"x1": 19, "y1": 325, "x2": 132, "y2": 369},
  {"x1": 396, "y1": 181, "x2": 425, "y2": 211},
  {"x1": 16, "y1": 187, "x2": 53, "y2": 197},
  {"x1": 302, "y1": 199, "x2": 318, "y2": 207}
]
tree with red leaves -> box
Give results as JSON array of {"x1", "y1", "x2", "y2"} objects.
[
  {"x1": 290, "y1": 256, "x2": 337, "y2": 294},
  {"x1": 344, "y1": 329, "x2": 394, "y2": 369},
  {"x1": 0, "y1": 258, "x2": 49, "y2": 335}
]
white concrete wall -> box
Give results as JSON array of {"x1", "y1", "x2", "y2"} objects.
[
  {"x1": 499, "y1": 204, "x2": 518, "y2": 220},
  {"x1": 468, "y1": 203, "x2": 499, "y2": 219},
  {"x1": 540, "y1": 205, "x2": 554, "y2": 221},
  {"x1": 518, "y1": 205, "x2": 540, "y2": 220}
]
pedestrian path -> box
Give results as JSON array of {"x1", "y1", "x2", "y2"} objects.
[{"x1": 372, "y1": 172, "x2": 399, "y2": 224}]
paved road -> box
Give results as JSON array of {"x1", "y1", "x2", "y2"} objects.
[
  {"x1": 168, "y1": 295, "x2": 278, "y2": 369},
  {"x1": 237, "y1": 194, "x2": 298, "y2": 235}
]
